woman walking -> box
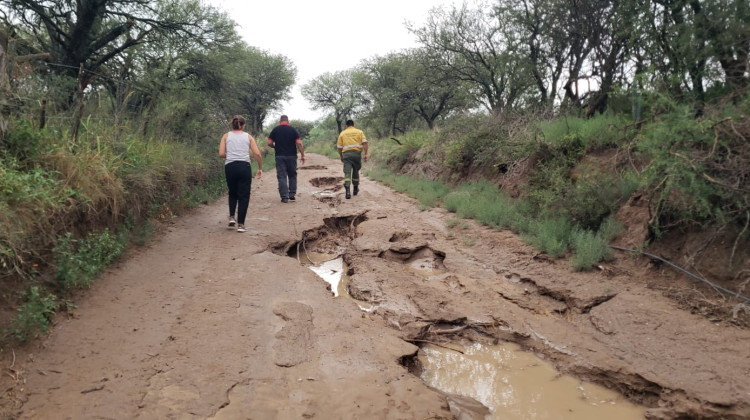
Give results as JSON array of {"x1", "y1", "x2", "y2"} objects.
[{"x1": 219, "y1": 115, "x2": 263, "y2": 232}]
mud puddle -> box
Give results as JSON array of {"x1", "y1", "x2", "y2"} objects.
[{"x1": 417, "y1": 342, "x2": 645, "y2": 420}]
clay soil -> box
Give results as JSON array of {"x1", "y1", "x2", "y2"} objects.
[{"x1": 1, "y1": 153, "x2": 749, "y2": 419}]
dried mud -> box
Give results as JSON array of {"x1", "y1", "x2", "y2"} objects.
[{"x1": 1, "y1": 154, "x2": 749, "y2": 419}]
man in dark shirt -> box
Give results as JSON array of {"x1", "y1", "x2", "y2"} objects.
[{"x1": 267, "y1": 115, "x2": 305, "y2": 203}]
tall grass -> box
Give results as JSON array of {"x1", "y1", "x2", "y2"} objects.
[
  {"x1": 366, "y1": 167, "x2": 449, "y2": 208},
  {"x1": 535, "y1": 113, "x2": 622, "y2": 150},
  {"x1": 367, "y1": 166, "x2": 620, "y2": 269},
  {"x1": 1, "y1": 116, "x2": 228, "y2": 344}
]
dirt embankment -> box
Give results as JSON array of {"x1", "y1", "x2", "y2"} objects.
[{"x1": 1, "y1": 154, "x2": 749, "y2": 419}]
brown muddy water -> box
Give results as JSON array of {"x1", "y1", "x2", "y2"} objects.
[
  {"x1": 299, "y1": 251, "x2": 645, "y2": 419},
  {"x1": 419, "y1": 342, "x2": 646, "y2": 419}
]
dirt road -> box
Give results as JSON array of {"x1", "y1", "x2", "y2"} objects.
[{"x1": 2, "y1": 154, "x2": 749, "y2": 419}]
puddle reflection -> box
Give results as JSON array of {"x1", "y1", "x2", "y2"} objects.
[{"x1": 419, "y1": 342, "x2": 645, "y2": 420}]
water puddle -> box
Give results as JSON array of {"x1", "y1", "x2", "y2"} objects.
[
  {"x1": 418, "y1": 342, "x2": 645, "y2": 420},
  {"x1": 297, "y1": 252, "x2": 373, "y2": 311}
]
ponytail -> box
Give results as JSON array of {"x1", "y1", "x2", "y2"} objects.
[{"x1": 231, "y1": 115, "x2": 245, "y2": 130}]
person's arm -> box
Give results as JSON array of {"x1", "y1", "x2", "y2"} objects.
[
  {"x1": 249, "y1": 135, "x2": 263, "y2": 178},
  {"x1": 363, "y1": 141, "x2": 369, "y2": 162},
  {"x1": 219, "y1": 133, "x2": 228, "y2": 158},
  {"x1": 337, "y1": 134, "x2": 343, "y2": 160},
  {"x1": 267, "y1": 137, "x2": 275, "y2": 148},
  {"x1": 296, "y1": 138, "x2": 305, "y2": 164}
]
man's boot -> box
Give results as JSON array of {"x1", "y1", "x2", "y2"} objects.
[
  {"x1": 345, "y1": 185, "x2": 351, "y2": 199},
  {"x1": 353, "y1": 185, "x2": 359, "y2": 196}
]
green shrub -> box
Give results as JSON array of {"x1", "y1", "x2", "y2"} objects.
[
  {"x1": 523, "y1": 217, "x2": 572, "y2": 258},
  {"x1": 305, "y1": 140, "x2": 339, "y2": 159},
  {"x1": 54, "y1": 229, "x2": 127, "y2": 291},
  {"x1": 8, "y1": 286, "x2": 58, "y2": 342},
  {"x1": 1, "y1": 120, "x2": 48, "y2": 165},
  {"x1": 436, "y1": 114, "x2": 525, "y2": 174},
  {"x1": 570, "y1": 229, "x2": 613, "y2": 271},
  {"x1": 443, "y1": 190, "x2": 471, "y2": 213},
  {"x1": 536, "y1": 114, "x2": 621, "y2": 150},
  {"x1": 0, "y1": 157, "x2": 77, "y2": 277},
  {"x1": 636, "y1": 102, "x2": 730, "y2": 233},
  {"x1": 371, "y1": 130, "x2": 436, "y2": 170},
  {"x1": 565, "y1": 172, "x2": 629, "y2": 230},
  {"x1": 598, "y1": 216, "x2": 624, "y2": 242}
]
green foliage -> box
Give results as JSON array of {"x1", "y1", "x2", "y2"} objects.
[
  {"x1": 374, "y1": 130, "x2": 436, "y2": 170},
  {"x1": 0, "y1": 156, "x2": 76, "y2": 277},
  {"x1": 366, "y1": 167, "x2": 450, "y2": 208},
  {"x1": 1, "y1": 120, "x2": 48, "y2": 164},
  {"x1": 597, "y1": 215, "x2": 624, "y2": 242},
  {"x1": 564, "y1": 170, "x2": 640, "y2": 230},
  {"x1": 180, "y1": 170, "x2": 226, "y2": 208},
  {"x1": 569, "y1": 229, "x2": 613, "y2": 271},
  {"x1": 9, "y1": 286, "x2": 59, "y2": 342},
  {"x1": 535, "y1": 114, "x2": 622, "y2": 150},
  {"x1": 304, "y1": 116, "x2": 340, "y2": 158},
  {"x1": 290, "y1": 120, "x2": 315, "y2": 140},
  {"x1": 525, "y1": 117, "x2": 638, "y2": 230},
  {"x1": 369, "y1": 158, "x2": 629, "y2": 269},
  {"x1": 54, "y1": 229, "x2": 127, "y2": 291},
  {"x1": 440, "y1": 116, "x2": 509, "y2": 173},
  {"x1": 523, "y1": 218, "x2": 572, "y2": 258},
  {"x1": 635, "y1": 99, "x2": 750, "y2": 233},
  {"x1": 443, "y1": 181, "x2": 516, "y2": 229}
]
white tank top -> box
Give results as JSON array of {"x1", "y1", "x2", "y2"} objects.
[{"x1": 225, "y1": 131, "x2": 251, "y2": 164}]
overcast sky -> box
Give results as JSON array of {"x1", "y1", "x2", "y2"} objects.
[{"x1": 206, "y1": 0, "x2": 463, "y2": 122}]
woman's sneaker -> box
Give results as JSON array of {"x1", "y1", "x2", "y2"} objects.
[
  {"x1": 237, "y1": 225, "x2": 247, "y2": 233},
  {"x1": 228, "y1": 217, "x2": 236, "y2": 227}
]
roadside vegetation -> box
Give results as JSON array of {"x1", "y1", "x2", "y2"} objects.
[
  {"x1": 2, "y1": 0, "x2": 749, "y2": 344},
  {"x1": 363, "y1": 98, "x2": 748, "y2": 271},
  {"x1": 0, "y1": 0, "x2": 295, "y2": 343},
  {"x1": 302, "y1": 1, "x2": 749, "y2": 285}
]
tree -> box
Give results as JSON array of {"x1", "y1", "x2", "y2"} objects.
[
  {"x1": 499, "y1": 0, "x2": 569, "y2": 110},
  {"x1": 3, "y1": 0, "x2": 231, "y2": 100},
  {"x1": 356, "y1": 54, "x2": 417, "y2": 136},
  {"x1": 0, "y1": 25, "x2": 49, "y2": 143},
  {"x1": 406, "y1": 49, "x2": 472, "y2": 129},
  {"x1": 410, "y1": 2, "x2": 534, "y2": 115},
  {"x1": 301, "y1": 70, "x2": 363, "y2": 133},
  {"x1": 583, "y1": 0, "x2": 638, "y2": 116},
  {"x1": 643, "y1": 0, "x2": 749, "y2": 105},
  {"x1": 232, "y1": 47, "x2": 296, "y2": 134}
]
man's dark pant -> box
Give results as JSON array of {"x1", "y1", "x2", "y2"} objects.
[
  {"x1": 275, "y1": 155, "x2": 298, "y2": 199},
  {"x1": 342, "y1": 151, "x2": 362, "y2": 188},
  {"x1": 225, "y1": 161, "x2": 252, "y2": 224}
]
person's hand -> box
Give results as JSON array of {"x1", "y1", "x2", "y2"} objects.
[
  {"x1": 256, "y1": 169, "x2": 263, "y2": 179},
  {"x1": 300, "y1": 155, "x2": 306, "y2": 165},
  {"x1": 364, "y1": 154, "x2": 368, "y2": 162}
]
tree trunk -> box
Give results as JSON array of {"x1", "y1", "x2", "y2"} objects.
[
  {"x1": 0, "y1": 30, "x2": 9, "y2": 143},
  {"x1": 71, "y1": 63, "x2": 86, "y2": 143}
]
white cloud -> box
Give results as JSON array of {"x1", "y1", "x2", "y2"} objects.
[{"x1": 206, "y1": 0, "x2": 461, "y2": 121}]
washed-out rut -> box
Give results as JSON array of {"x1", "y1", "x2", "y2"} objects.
[{"x1": 2, "y1": 153, "x2": 748, "y2": 419}]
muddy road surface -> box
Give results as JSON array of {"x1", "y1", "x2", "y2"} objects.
[{"x1": 2, "y1": 154, "x2": 749, "y2": 419}]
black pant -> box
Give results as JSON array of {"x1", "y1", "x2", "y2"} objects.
[
  {"x1": 225, "y1": 161, "x2": 252, "y2": 224},
  {"x1": 275, "y1": 155, "x2": 297, "y2": 199}
]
